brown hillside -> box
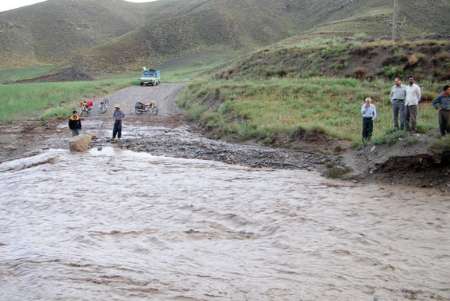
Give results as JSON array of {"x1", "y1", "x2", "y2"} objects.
[
  {"x1": 216, "y1": 35, "x2": 450, "y2": 82},
  {"x1": 0, "y1": 0, "x2": 149, "y2": 66},
  {"x1": 0, "y1": 0, "x2": 449, "y2": 72}
]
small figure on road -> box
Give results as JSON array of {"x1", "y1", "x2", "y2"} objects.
[
  {"x1": 112, "y1": 105, "x2": 125, "y2": 140},
  {"x1": 361, "y1": 97, "x2": 377, "y2": 144},
  {"x1": 432, "y1": 84, "x2": 450, "y2": 136},
  {"x1": 390, "y1": 77, "x2": 407, "y2": 130},
  {"x1": 68, "y1": 110, "x2": 82, "y2": 136},
  {"x1": 405, "y1": 76, "x2": 422, "y2": 132},
  {"x1": 87, "y1": 98, "x2": 94, "y2": 110}
]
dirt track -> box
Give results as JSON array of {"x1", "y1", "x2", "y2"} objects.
[
  {"x1": 0, "y1": 84, "x2": 184, "y2": 163},
  {"x1": 95, "y1": 84, "x2": 184, "y2": 118}
]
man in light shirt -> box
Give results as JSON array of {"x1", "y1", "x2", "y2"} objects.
[
  {"x1": 361, "y1": 97, "x2": 377, "y2": 144},
  {"x1": 405, "y1": 76, "x2": 422, "y2": 132},
  {"x1": 390, "y1": 77, "x2": 407, "y2": 130}
]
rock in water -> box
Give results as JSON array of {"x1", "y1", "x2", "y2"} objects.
[{"x1": 69, "y1": 134, "x2": 92, "y2": 152}]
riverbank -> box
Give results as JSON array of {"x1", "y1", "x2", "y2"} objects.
[
  {"x1": 177, "y1": 78, "x2": 450, "y2": 190},
  {"x1": 1, "y1": 82, "x2": 449, "y2": 191}
]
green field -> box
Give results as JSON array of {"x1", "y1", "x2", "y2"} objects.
[
  {"x1": 0, "y1": 58, "x2": 224, "y2": 123},
  {"x1": 178, "y1": 77, "x2": 442, "y2": 145},
  {"x1": 0, "y1": 77, "x2": 134, "y2": 122},
  {"x1": 0, "y1": 65, "x2": 56, "y2": 83}
]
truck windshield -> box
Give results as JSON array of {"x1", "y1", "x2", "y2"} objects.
[{"x1": 143, "y1": 71, "x2": 156, "y2": 77}]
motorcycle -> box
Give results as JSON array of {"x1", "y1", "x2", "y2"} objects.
[
  {"x1": 79, "y1": 104, "x2": 92, "y2": 117},
  {"x1": 135, "y1": 101, "x2": 158, "y2": 115}
]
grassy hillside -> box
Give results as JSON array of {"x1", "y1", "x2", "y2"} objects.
[
  {"x1": 178, "y1": 78, "x2": 443, "y2": 145},
  {"x1": 69, "y1": 0, "x2": 450, "y2": 73},
  {"x1": 0, "y1": 65, "x2": 56, "y2": 83},
  {"x1": 2, "y1": 0, "x2": 448, "y2": 72},
  {"x1": 0, "y1": 0, "x2": 149, "y2": 67},
  {"x1": 217, "y1": 35, "x2": 450, "y2": 82}
]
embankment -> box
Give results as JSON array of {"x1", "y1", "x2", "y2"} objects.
[
  {"x1": 217, "y1": 36, "x2": 450, "y2": 82},
  {"x1": 177, "y1": 78, "x2": 450, "y2": 190}
]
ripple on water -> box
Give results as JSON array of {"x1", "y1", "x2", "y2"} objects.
[{"x1": 0, "y1": 149, "x2": 449, "y2": 301}]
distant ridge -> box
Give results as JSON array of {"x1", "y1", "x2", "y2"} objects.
[{"x1": 0, "y1": 0, "x2": 448, "y2": 72}]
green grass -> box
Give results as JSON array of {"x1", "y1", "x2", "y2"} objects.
[
  {"x1": 0, "y1": 77, "x2": 134, "y2": 122},
  {"x1": 178, "y1": 77, "x2": 441, "y2": 144},
  {"x1": 0, "y1": 65, "x2": 55, "y2": 83},
  {"x1": 159, "y1": 51, "x2": 236, "y2": 82}
]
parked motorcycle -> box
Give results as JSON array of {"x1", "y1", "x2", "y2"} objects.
[{"x1": 135, "y1": 101, "x2": 158, "y2": 115}]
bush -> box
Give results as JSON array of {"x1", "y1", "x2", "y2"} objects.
[
  {"x1": 383, "y1": 66, "x2": 404, "y2": 79},
  {"x1": 373, "y1": 129, "x2": 407, "y2": 146},
  {"x1": 407, "y1": 53, "x2": 426, "y2": 67},
  {"x1": 353, "y1": 67, "x2": 368, "y2": 80},
  {"x1": 430, "y1": 136, "x2": 450, "y2": 154}
]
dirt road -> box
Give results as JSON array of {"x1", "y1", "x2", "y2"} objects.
[
  {"x1": 0, "y1": 84, "x2": 179, "y2": 162},
  {"x1": 94, "y1": 84, "x2": 184, "y2": 118}
]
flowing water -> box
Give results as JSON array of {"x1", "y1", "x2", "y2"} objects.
[{"x1": 0, "y1": 147, "x2": 449, "y2": 301}]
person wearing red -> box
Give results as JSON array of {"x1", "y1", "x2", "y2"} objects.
[{"x1": 87, "y1": 99, "x2": 94, "y2": 109}]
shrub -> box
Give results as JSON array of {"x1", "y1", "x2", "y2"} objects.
[
  {"x1": 373, "y1": 129, "x2": 407, "y2": 146},
  {"x1": 353, "y1": 67, "x2": 368, "y2": 80},
  {"x1": 383, "y1": 66, "x2": 404, "y2": 79},
  {"x1": 430, "y1": 136, "x2": 450, "y2": 154},
  {"x1": 421, "y1": 91, "x2": 438, "y2": 102},
  {"x1": 407, "y1": 53, "x2": 426, "y2": 67}
]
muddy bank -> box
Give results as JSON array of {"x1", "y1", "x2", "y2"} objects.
[
  {"x1": 344, "y1": 133, "x2": 450, "y2": 191},
  {"x1": 103, "y1": 126, "x2": 339, "y2": 171},
  {"x1": 1, "y1": 83, "x2": 449, "y2": 191}
]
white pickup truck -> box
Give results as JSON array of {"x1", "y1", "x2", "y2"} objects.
[{"x1": 140, "y1": 68, "x2": 161, "y2": 86}]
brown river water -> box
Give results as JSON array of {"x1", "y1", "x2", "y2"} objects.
[{"x1": 0, "y1": 146, "x2": 449, "y2": 301}]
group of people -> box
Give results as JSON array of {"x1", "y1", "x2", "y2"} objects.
[
  {"x1": 69, "y1": 81, "x2": 450, "y2": 146},
  {"x1": 361, "y1": 76, "x2": 450, "y2": 143},
  {"x1": 68, "y1": 104, "x2": 125, "y2": 141}
]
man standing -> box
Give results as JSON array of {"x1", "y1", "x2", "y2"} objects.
[
  {"x1": 68, "y1": 110, "x2": 82, "y2": 136},
  {"x1": 112, "y1": 105, "x2": 125, "y2": 140},
  {"x1": 432, "y1": 85, "x2": 450, "y2": 136},
  {"x1": 361, "y1": 97, "x2": 377, "y2": 144},
  {"x1": 390, "y1": 77, "x2": 407, "y2": 130},
  {"x1": 405, "y1": 76, "x2": 422, "y2": 132}
]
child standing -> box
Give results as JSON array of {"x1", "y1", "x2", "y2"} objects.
[
  {"x1": 361, "y1": 97, "x2": 377, "y2": 144},
  {"x1": 68, "y1": 110, "x2": 82, "y2": 136}
]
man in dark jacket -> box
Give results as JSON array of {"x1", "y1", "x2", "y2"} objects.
[
  {"x1": 68, "y1": 111, "x2": 82, "y2": 136},
  {"x1": 112, "y1": 105, "x2": 125, "y2": 140},
  {"x1": 432, "y1": 85, "x2": 450, "y2": 136}
]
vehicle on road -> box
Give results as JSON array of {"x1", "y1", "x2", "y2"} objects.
[
  {"x1": 140, "y1": 68, "x2": 160, "y2": 86},
  {"x1": 135, "y1": 101, "x2": 158, "y2": 115}
]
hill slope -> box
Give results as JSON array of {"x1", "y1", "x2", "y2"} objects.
[
  {"x1": 0, "y1": 0, "x2": 149, "y2": 66},
  {"x1": 73, "y1": 0, "x2": 450, "y2": 72},
  {"x1": 0, "y1": 0, "x2": 449, "y2": 71}
]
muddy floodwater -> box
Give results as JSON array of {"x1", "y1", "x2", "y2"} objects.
[{"x1": 0, "y1": 147, "x2": 449, "y2": 301}]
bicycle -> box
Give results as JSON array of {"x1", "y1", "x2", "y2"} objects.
[{"x1": 98, "y1": 97, "x2": 110, "y2": 114}]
